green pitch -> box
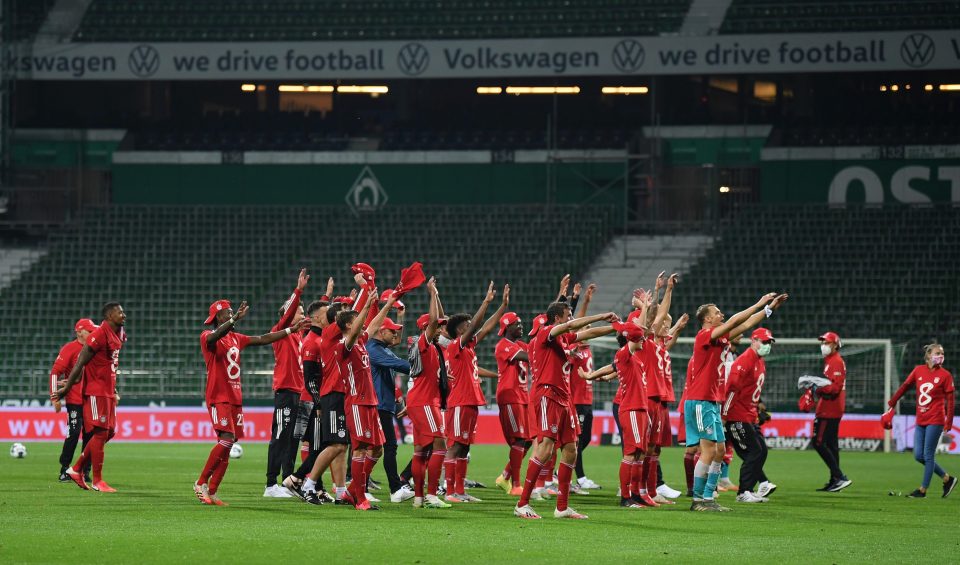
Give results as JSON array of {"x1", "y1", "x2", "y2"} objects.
[{"x1": 1, "y1": 443, "x2": 957, "y2": 563}]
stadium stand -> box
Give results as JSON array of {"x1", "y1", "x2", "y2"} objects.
[
  {"x1": 721, "y1": 0, "x2": 960, "y2": 34},
  {"x1": 8, "y1": 0, "x2": 57, "y2": 41},
  {"x1": 672, "y1": 204, "x2": 960, "y2": 410},
  {"x1": 773, "y1": 124, "x2": 960, "y2": 147},
  {"x1": 73, "y1": 0, "x2": 690, "y2": 41},
  {"x1": 0, "y1": 204, "x2": 617, "y2": 402}
]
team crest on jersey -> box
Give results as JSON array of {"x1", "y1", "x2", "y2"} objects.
[
  {"x1": 550, "y1": 425, "x2": 558, "y2": 433},
  {"x1": 220, "y1": 418, "x2": 228, "y2": 426},
  {"x1": 935, "y1": 377, "x2": 940, "y2": 384}
]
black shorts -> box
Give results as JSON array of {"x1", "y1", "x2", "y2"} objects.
[
  {"x1": 302, "y1": 408, "x2": 324, "y2": 451},
  {"x1": 319, "y1": 392, "x2": 349, "y2": 445}
]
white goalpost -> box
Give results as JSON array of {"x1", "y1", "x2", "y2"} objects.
[{"x1": 587, "y1": 336, "x2": 897, "y2": 452}]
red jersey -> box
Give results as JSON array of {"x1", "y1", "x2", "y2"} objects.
[
  {"x1": 318, "y1": 323, "x2": 345, "y2": 396},
  {"x1": 337, "y1": 332, "x2": 377, "y2": 406},
  {"x1": 656, "y1": 337, "x2": 676, "y2": 403},
  {"x1": 687, "y1": 328, "x2": 730, "y2": 402},
  {"x1": 639, "y1": 337, "x2": 662, "y2": 401},
  {"x1": 815, "y1": 352, "x2": 846, "y2": 418},
  {"x1": 495, "y1": 338, "x2": 529, "y2": 405},
  {"x1": 891, "y1": 365, "x2": 956, "y2": 426},
  {"x1": 407, "y1": 333, "x2": 444, "y2": 408},
  {"x1": 301, "y1": 327, "x2": 322, "y2": 401},
  {"x1": 531, "y1": 325, "x2": 576, "y2": 405},
  {"x1": 614, "y1": 345, "x2": 648, "y2": 411},
  {"x1": 83, "y1": 323, "x2": 124, "y2": 397},
  {"x1": 202, "y1": 330, "x2": 252, "y2": 405},
  {"x1": 569, "y1": 345, "x2": 594, "y2": 406},
  {"x1": 722, "y1": 348, "x2": 766, "y2": 424},
  {"x1": 51, "y1": 340, "x2": 84, "y2": 405},
  {"x1": 271, "y1": 289, "x2": 304, "y2": 394},
  {"x1": 446, "y1": 336, "x2": 485, "y2": 407}
]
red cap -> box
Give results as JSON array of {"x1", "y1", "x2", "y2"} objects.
[
  {"x1": 528, "y1": 314, "x2": 547, "y2": 336},
  {"x1": 380, "y1": 318, "x2": 402, "y2": 331},
  {"x1": 498, "y1": 312, "x2": 520, "y2": 336},
  {"x1": 204, "y1": 300, "x2": 231, "y2": 324},
  {"x1": 379, "y1": 289, "x2": 405, "y2": 310},
  {"x1": 74, "y1": 318, "x2": 97, "y2": 333},
  {"x1": 351, "y1": 262, "x2": 376, "y2": 283},
  {"x1": 819, "y1": 331, "x2": 841, "y2": 347},
  {"x1": 751, "y1": 328, "x2": 775, "y2": 342},
  {"x1": 333, "y1": 296, "x2": 354, "y2": 305},
  {"x1": 626, "y1": 309, "x2": 645, "y2": 327},
  {"x1": 417, "y1": 314, "x2": 448, "y2": 331},
  {"x1": 613, "y1": 321, "x2": 645, "y2": 342}
]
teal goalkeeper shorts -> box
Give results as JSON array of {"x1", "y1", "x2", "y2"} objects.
[{"x1": 683, "y1": 400, "x2": 725, "y2": 446}]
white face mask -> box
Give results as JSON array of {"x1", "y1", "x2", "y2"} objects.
[
  {"x1": 820, "y1": 344, "x2": 832, "y2": 357},
  {"x1": 438, "y1": 334, "x2": 452, "y2": 348},
  {"x1": 757, "y1": 343, "x2": 772, "y2": 357}
]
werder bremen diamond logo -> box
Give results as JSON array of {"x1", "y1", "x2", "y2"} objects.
[
  {"x1": 611, "y1": 39, "x2": 645, "y2": 73},
  {"x1": 345, "y1": 166, "x2": 388, "y2": 213}
]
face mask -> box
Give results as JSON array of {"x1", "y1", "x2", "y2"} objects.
[
  {"x1": 931, "y1": 354, "x2": 945, "y2": 366},
  {"x1": 757, "y1": 343, "x2": 771, "y2": 357},
  {"x1": 820, "y1": 344, "x2": 832, "y2": 357},
  {"x1": 437, "y1": 335, "x2": 452, "y2": 348}
]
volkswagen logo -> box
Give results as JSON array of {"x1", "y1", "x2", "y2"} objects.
[
  {"x1": 128, "y1": 44, "x2": 160, "y2": 78},
  {"x1": 397, "y1": 42, "x2": 430, "y2": 76},
  {"x1": 900, "y1": 33, "x2": 935, "y2": 68},
  {"x1": 611, "y1": 39, "x2": 645, "y2": 73}
]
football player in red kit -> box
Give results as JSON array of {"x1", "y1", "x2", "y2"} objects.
[
  {"x1": 53, "y1": 303, "x2": 127, "y2": 493},
  {"x1": 50, "y1": 318, "x2": 97, "y2": 482},
  {"x1": 494, "y1": 311, "x2": 530, "y2": 496},
  {"x1": 885, "y1": 343, "x2": 957, "y2": 498},
  {"x1": 406, "y1": 277, "x2": 453, "y2": 509},
  {"x1": 443, "y1": 282, "x2": 508, "y2": 503},
  {"x1": 808, "y1": 331, "x2": 852, "y2": 492},
  {"x1": 338, "y1": 286, "x2": 398, "y2": 510},
  {"x1": 654, "y1": 311, "x2": 688, "y2": 501},
  {"x1": 194, "y1": 298, "x2": 310, "y2": 505},
  {"x1": 513, "y1": 301, "x2": 618, "y2": 520}
]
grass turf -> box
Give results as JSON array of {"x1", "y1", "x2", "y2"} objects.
[{"x1": 1, "y1": 442, "x2": 957, "y2": 563}]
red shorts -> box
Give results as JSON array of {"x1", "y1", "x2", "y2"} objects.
[
  {"x1": 498, "y1": 403, "x2": 529, "y2": 443},
  {"x1": 445, "y1": 405, "x2": 479, "y2": 445},
  {"x1": 408, "y1": 404, "x2": 445, "y2": 446},
  {"x1": 647, "y1": 401, "x2": 664, "y2": 447},
  {"x1": 209, "y1": 403, "x2": 245, "y2": 440},
  {"x1": 659, "y1": 403, "x2": 673, "y2": 446},
  {"x1": 83, "y1": 395, "x2": 116, "y2": 433},
  {"x1": 346, "y1": 403, "x2": 385, "y2": 449},
  {"x1": 619, "y1": 408, "x2": 650, "y2": 456},
  {"x1": 533, "y1": 395, "x2": 578, "y2": 446}
]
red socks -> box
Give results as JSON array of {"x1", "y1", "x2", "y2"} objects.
[
  {"x1": 300, "y1": 444, "x2": 310, "y2": 463},
  {"x1": 427, "y1": 450, "x2": 445, "y2": 495},
  {"x1": 349, "y1": 456, "x2": 366, "y2": 502},
  {"x1": 412, "y1": 450, "x2": 426, "y2": 498},
  {"x1": 74, "y1": 429, "x2": 108, "y2": 483},
  {"x1": 619, "y1": 458, "x2": 633, "y2": 498},
  {"x1": 444, "y1": 458, "x2": 456, "y2": 494},
  {"x1": 646, "y1": 455, "x2": 659, "y2": 495},
  {"x1": 509, "y1": 444, "x2": 525, "y2": 487},
  {"x1": 518, "y1": 457, "x2": 545, "y2": 507},
  {"x1": 208, "y1": 442, "x2": 233, "y2": 495},
  {"x1": 556, "y1": 461, "x2": 574, "y2": 511},
  {"x1": 630, "y1": 457, "x2": 644, "y2": 496},
  {"x1": 455, "y1": 458, "x2": 468, "y2": 495},
  {"x1": 198, "y1": 439, "x2": 232, "y2": 487},
  {"x1": 684, "y1": 452, "x2": 696, "y2": 492}
]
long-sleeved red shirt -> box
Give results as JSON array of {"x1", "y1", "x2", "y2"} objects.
[
  {"x1": 272, "y1": 288, "x2": 304, "y2": 393},
  {"x1": 815, "y1": 352, "x2": 846, "y2": 419},
  {"x1": 889, "y1": 365, "x2": 955, "y2": 429}
]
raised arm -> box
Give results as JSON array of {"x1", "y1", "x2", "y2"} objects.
[
  {"x1": 574, "y1": 325, "x2": 616, "y2": 343},
  {"x1": 462, "y1": 281, "x2": 496, "y2": 343},
  {"x1": 476, "y1": 284, "x2": 510, "y2": 343},
  {"x1": 345, "y1": 287, "x2": 377, "y2": 349},
  {"x1": 579, "y1": 363, "x2": 616, "y2": 381},
  {"x1": 729, "y1": 293, "x2": 788, "y2": 340},
  {"x1": 653, "y1": 273, "x2": 678, "y2": 332},
  {"x1": 366, "y1": 292, "x2": 397, "y2": 338},
  {"x1": 576, "y1": 283, "x2": 596, "y2": 318},
  {"x1": 555, "y1": 274, "x2": 571, "y2": 302},
  {"x1": 711, "y1": 292, "x2": 777, "y2": 341},
  {"x1": 550, "y1": 311, "x2": 618, "y2": 337},
  {"x1": 248, "y1": 317, "x2": 311, "y2": 346},
  {"x1": 277, "y1": 268, "x2": 309, "y2": 329},
  {"x1": 424, "y1": 277, "x2": 441, "y2": 343},
  {"x1": 666, "y1": 313, "x2": 690, "y2": 351}
]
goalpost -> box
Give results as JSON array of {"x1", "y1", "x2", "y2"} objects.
[{"x1": 587, "y1": 336, "x2": 898, "y2": 452}]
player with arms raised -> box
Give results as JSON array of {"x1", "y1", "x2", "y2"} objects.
[
  {"x1": 194, "y1": 298, "x2": 309, "y2": 505},
  {"x1": 686, "y1": 292, "x2": 786, "y2": 511},
  {"x1": 493, "y1": 310, "x2": 530, "y2": 496}
]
